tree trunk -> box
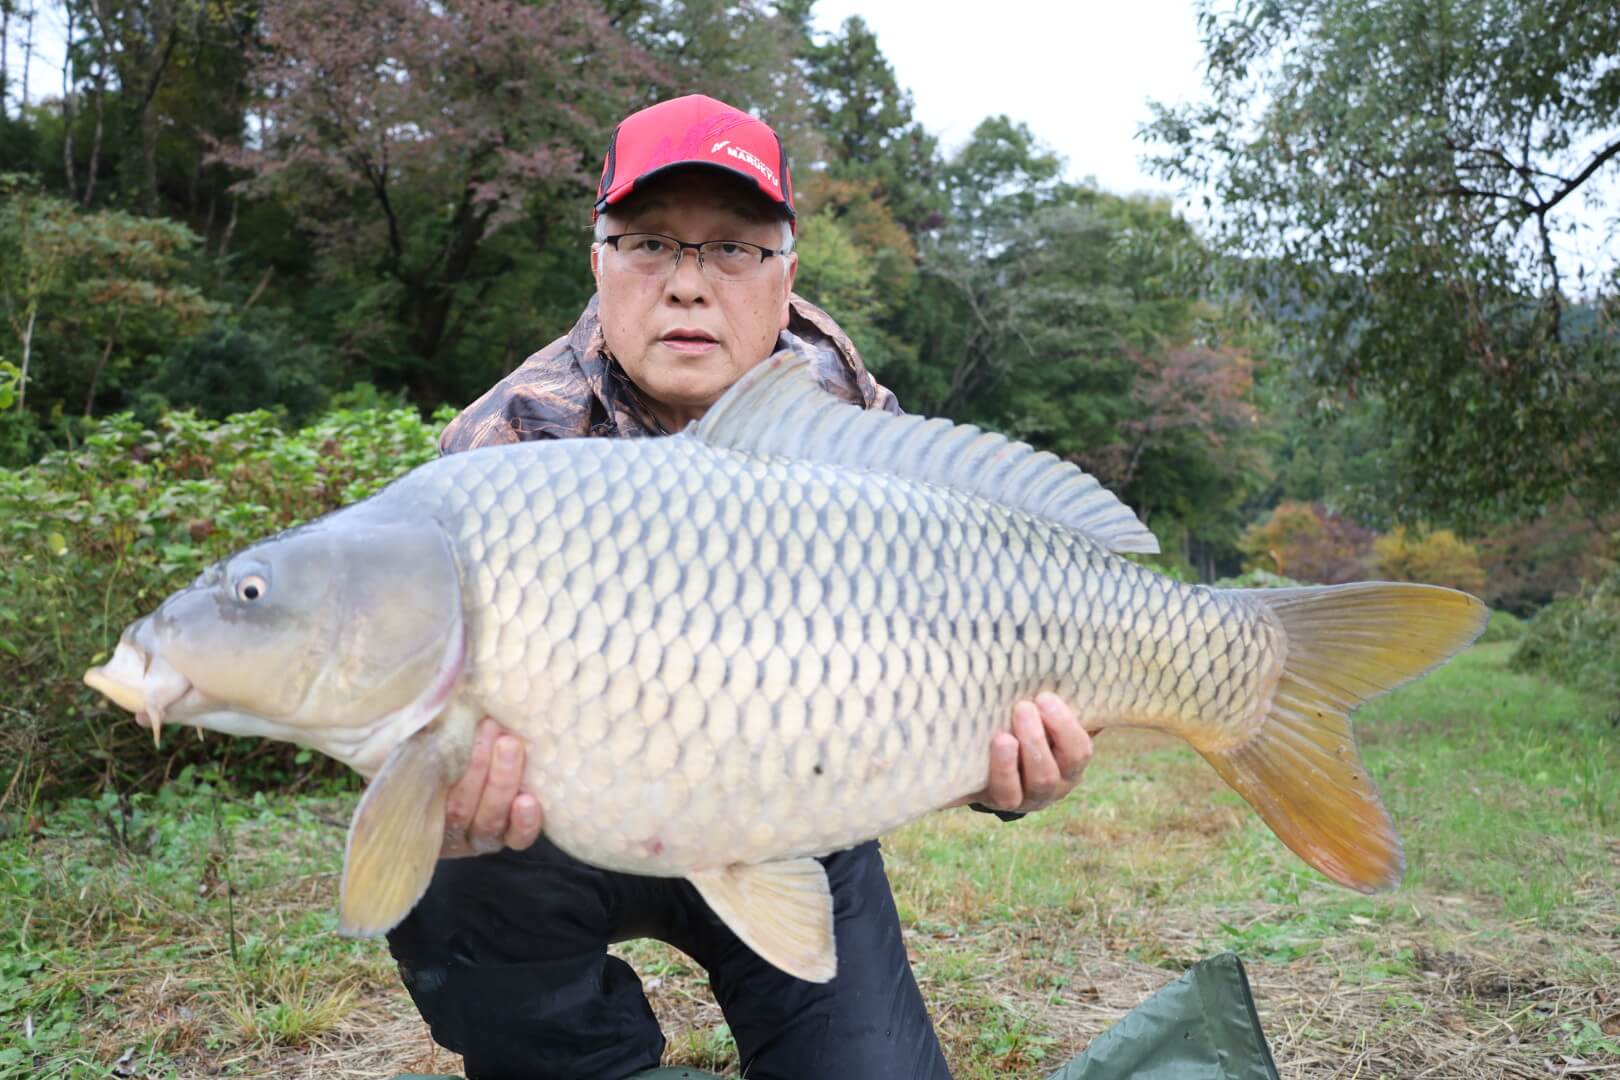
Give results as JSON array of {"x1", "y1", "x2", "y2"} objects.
[
  {"x1": 17, "y1": 305, "x2": 36, "y2": 412},
  {"x1": 84, "y1": 0, "x2": 181, "y2": 215},
  {"x1": 217, "y1": 192, "x2": 238, "y2": 261},
  {"x1": 18, "y1": 0, "x2": 32, "y2": 113},
  {"x1": 137, "y1": 7, "x2": 187, "y2": 216},
  {"x1": 398, "y1": 189, "x2": 498, "y2": 400},
  {"x1": 84, "y1": 311, "x2": 125, "y2": 416},
  {"x1": 141, "y1": 106, "x2": 160, "y2": 214},
  {"x1": 83, "y1": 62, "x2": 106, "y2": 206},
  {"x1": 61, "y1": 5, "x2": 77, "y2": 201},
  {"x1": 240, "y1": 265, "x2": 272, "y2": 312},
  {"x1": 2, "y1": 2, "x2": 11, "y2": 121}
]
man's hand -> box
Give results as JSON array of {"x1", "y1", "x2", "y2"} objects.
[
  {"x1": 950, "y1": 693, "x2": 1093, "y2": 814},
  {"x1": 440, "y1": 719, "x2": 544, "y2": 859}
]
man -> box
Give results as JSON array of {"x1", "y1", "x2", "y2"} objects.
[{"x1": 386, "y1": 94, "x2": 1094, "y2": 1080}]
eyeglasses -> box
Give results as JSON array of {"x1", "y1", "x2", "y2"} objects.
[{"x1": 601, "y1": 232, "x2": 784, "y2": 281}]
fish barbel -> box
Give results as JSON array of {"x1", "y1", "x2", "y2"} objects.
[{"x1": 84, "y1": 354, "x2": 1487, "y2": 981}]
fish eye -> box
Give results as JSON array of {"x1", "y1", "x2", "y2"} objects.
[{"x1": 236, "y1": 574, "x2": 268, "y2": 602}]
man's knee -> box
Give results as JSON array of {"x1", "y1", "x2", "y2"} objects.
[
  {"x1": 393, "y1": 946, "x2": 663, "y2": 1080},
  {"x1": 387, "y1": 842, "x2": 665, "y2": 1079}
]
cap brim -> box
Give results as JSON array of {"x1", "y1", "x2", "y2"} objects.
[{"x1": 595, "y1": 161, "x2": 795, "y2": 220}]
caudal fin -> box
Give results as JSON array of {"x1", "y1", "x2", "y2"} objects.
[{"x1": 1201, "y1": 582, "x2": 1488, "y2": 892}]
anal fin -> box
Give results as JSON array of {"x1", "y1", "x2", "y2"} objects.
[{"x1": 689, "y1": 859, "x2": 837, "y2": 983}]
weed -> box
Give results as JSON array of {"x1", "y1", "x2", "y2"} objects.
[
  {"x1": 670, "y1": 1023, "x2": 737, "y2": 1073},
  {"x1": 220, "y1": 964, "x2": 358, "y2": 1049},
  {"x1": 975, "y1": 1007, "x2": 1057, "y2": 1072}
]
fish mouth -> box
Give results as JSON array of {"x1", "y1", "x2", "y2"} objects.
[{"x1": 84, "y1": 631, "x2": 199, "y2": 747}]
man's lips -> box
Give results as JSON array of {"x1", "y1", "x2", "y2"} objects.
[{"x1": 660, "y1": 329, "x2": 720, "y2": 353}]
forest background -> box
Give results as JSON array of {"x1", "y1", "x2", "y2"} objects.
[{"x1": 0, "y1": 0, "x2": 1617, "y2": 794}]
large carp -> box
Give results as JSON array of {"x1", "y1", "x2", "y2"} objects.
[{"x1": 84, "y1": 354, "x2": 1486, "y2": 982}]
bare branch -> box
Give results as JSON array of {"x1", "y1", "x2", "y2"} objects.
[{"x1": 1539, "y1": 138, "x2": 1620, "y2": 215}]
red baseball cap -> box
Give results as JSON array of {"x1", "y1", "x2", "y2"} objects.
[{"x1": 594, "y1": 94, "x2": 796, "y2": 231}]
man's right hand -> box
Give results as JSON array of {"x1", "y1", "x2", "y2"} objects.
[{"x1": 440, "y1": 718, "x2": 544, "y2": 858}]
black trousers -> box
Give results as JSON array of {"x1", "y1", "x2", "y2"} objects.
[{"x1": 386, "y1": 838, "x2": 953, "y2": 1080}]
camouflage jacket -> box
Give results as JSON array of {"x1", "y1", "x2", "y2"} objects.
[{"x1": 439, "y1": 293, "x2": 899, "y2": 454}]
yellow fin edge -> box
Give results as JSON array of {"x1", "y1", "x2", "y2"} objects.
[
  {"x1": 338, "y1": 729, "x2": 452, "y2": 936},
  {"x1": 1203, "y1": 582, "x2": 1488, "y2": 892}
]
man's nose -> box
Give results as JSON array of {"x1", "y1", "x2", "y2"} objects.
[{"x1": 664, "y1": 248, "x2": 710, "y2": 302}]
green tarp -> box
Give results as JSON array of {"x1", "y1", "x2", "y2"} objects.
[{"x1": 1044, "y1": 952, "x2": 1280, "y2": 1080}]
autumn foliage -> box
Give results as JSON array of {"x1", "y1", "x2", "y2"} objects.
[
  {"x1": 1238, "y1": 501, "x2": 1375, "y2": 584},
  {"x1": 1239, "y1": 502, "x2": 1497, "y2": 594},
  {"x1": 1371, "y1": 527, "x2": 1488, "y2": 594}
]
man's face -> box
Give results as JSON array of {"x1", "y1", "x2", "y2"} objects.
[{"x1": 592, "y1": 171, "x2": 798, "y2": 428}]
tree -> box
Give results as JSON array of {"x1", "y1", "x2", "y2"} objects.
[
  {"x1": 936, "y1": 114, "x2": 1067, "y2": 261},
  {"x1": 788, "y1": 14, "x2": 953, "y2": 386},
  {"x1": 0, "y1": 177, "x2": 71, "y2": 412},
  {"x1": 0, "y1": 176, "x2": 216, "y2": 426},
  {"x1": 621, "y1": 0, "x2": 820, "y2": 161},
  {"x1": 877, "y1": 120, "x2": 1268, "y2": 569},
  {"x1": 225, "y1": 0, "x2": 657, "y2": 403},
  {"x1": 1238, "y1": 501, "x2": 1376, "y2": 584},
  {"x1": 1474, "y1": 499, "x2": 1617, "y2": 614},
  {"x1": 80, "y1": 0, "x2": 193, "y2": 212},
  {"x1": 1087, "y1": 344, "x2": 1262, "y2": 526},
  {"x1": 1148, "y1": 0, "x2": 1620, "y2": 527},
  {"x1": 798, "y1": 14, "x2": 942, "y2": 235},
  {"x1": 1, "y1": 1, "x2": 13, "y2": 116},
  {"x1": 894, "y1": 117, "x2": 1073, "y2": 416},
  {"x1": 1372, "y1": 527, "x2": 1488, "y2": 594}
]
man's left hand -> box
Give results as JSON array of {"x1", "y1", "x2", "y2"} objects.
[{"x1": 950, "y1": 693, "x2": 1093, "y2": 814}]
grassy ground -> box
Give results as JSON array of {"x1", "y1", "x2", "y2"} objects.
[{"x1": 2, "y1": 641, "x2": 1617, "y2": 1078}]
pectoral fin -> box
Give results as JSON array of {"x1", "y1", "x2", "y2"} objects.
[
  {"x1": 688, "y1": 858, "x2": 837, "y2": 983},
  {"x1": 338, "y1": 727, "x2": 453, "y2": 937}
]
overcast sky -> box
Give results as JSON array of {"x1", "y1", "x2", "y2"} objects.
[{"x1": 809, "y1": 0, "x2": 1210, "y2": 209}]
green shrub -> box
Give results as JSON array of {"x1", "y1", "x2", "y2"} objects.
[
  {"x1": 1478, "y1": 609, "x2": 1525, "y2": 643},
  {"x1": 0, "y1": 405, "x2": 450, "y2": 798},
  {"x1": 1212, "y1": 568, "x2": 1304, "y2": 589},
  {"x1": 1511, "y1": 571, "x2": 1620, "y2": 700},
  {"x1": 138, "y1": 318, "x2": 335, "y2": 425}
]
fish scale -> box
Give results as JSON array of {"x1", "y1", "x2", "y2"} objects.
[
  {"x1": 84, "y1": 352, "x2": 1488, "y2": 983},
  {"x1": 389, "y1": 432, "x2": 1275, "y2": 878}
]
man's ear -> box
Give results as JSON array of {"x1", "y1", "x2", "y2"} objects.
[
  {"x1": 779, "y1": 252, "x2": 798, "y2": 330},
  {"x1": 590, "y1": 244, "x2": 603, "y2": 289}
]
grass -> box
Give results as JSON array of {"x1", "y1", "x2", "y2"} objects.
[{"x1": 2, "y1": 643, "x2": 1617, "y2": 1077}]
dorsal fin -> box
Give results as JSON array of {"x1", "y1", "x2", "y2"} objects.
[{"x1": 689, "y1": 352, "x2": 1159, "y2": 554}]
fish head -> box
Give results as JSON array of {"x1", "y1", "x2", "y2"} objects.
[{"x1": 84, "y1": 512, "x2": 465, "y2": 772}]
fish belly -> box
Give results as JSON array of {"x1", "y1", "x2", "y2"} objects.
[{"x1": 409, "y1": 436, "x2": 1279, "y2": 877}]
